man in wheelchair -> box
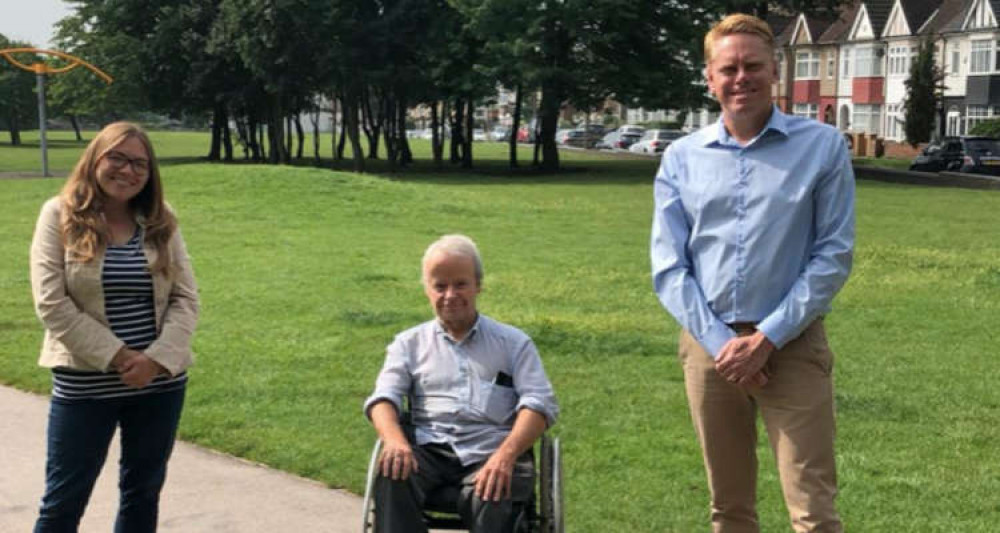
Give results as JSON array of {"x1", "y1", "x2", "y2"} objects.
[{"x1": 363, "y1": 234, "x2": 559, "y2": 533}]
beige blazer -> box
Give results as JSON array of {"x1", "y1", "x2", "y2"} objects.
[{"x1": 29, "y1": 197, "x2": 199, "y2": 375}]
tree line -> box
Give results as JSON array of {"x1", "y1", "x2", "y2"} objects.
[{"x1": 2, "y1": 0, "x2": 844, "y2": 172}]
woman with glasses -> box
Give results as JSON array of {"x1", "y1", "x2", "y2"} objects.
[{"x1": 29, "y1": 121, "x2": 199, "y2": 532}]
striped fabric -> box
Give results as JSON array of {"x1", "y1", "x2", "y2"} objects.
[{"x1": 52, "y1": 228, "x2": 186, "y2": 401}]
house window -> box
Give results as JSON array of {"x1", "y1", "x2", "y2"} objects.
[
  {"x1": 855, "y1": 47, "x2": 883, "y2": 77},
  {"x1": 793, "y1": 103, "x2": 818, "y2": 119},
  {"x1": 796, "y1": 51, "x2": 820, "y2": 79},
  {"x1": 970, "y1": 40, "x2": 991, "y2": 73},
  {"x1": 964, "y1": 104, "x2": 998, "y2": 131},
  {"x1": 888, "y1": 46, "x2": 910, "y2": 75},
  {"x1": 827, "y1": 56, "x2": 835, "y2": 79},
  {"x1": 841, "y1": 48, "x2": 851, "y2": 79},
  {"x1": 886, "y1": 103, "x2": 904, "y2": 140},
  {"x1": 947, "y1": 107, "x2": 962, "y2": 136},
  {"x1": 853, "y1": 104, "x2": 881, "y2": 134}
]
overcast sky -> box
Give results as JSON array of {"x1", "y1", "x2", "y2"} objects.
[{"x1": 0, "y1": 0, "x2": 74, "y2": 49}]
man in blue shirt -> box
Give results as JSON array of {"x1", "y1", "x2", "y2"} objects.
[
  {"x1": 650, "y1": 14, "x2": 854, "y2": 533},
  {"x1": 365, "y1": 234, "x2": 558, "y2": 533}
]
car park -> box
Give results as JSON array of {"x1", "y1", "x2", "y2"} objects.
[
  {"x1": 909, "y1": 136, "x2": 1000, "y2": 175},
  {"x1": 629, "y1": 129, "x2": 685, "y2": 154}
]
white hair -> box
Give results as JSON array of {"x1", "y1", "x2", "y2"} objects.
[{"x1": 422, "y1": 234, "x2": 484, "y2": 283}]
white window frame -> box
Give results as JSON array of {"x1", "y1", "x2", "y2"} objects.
[
  {"x1": 841, "y1": 48, "x2": 852, "y2": 79},
  {"x1": 795, "y1": 51, "x2": 820, "y2": 79},
  {"x1": 855, "y1": 46, "x2": 883, "y2": 77},
  {"x1": 827, "y1": 56, "x2": 835, "y2": 79},
  {"x1": 971, "y1": 40, "x2": 992, "y2": 74},
  {"x1": 793, "y1": 103, "x2": 819, "y2": 120},
  {"x1": 853, "y1": 104, "x2": 882, "y2": 134}
]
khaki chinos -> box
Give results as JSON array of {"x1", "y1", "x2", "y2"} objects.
[{"x1": 678, "y1": 320, "x2": 842, "y2": 533}]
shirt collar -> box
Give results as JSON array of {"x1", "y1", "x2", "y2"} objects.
[
  {"x1": 703, "y1": 104, "x2": 789, "y2": 148},
  {"x1": 433, "y1": 313, "x2": 482, "y2": 344}
]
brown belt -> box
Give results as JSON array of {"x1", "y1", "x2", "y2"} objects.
[{"x1": 728, "y1": 322, "x2": 757, "y2": 335}]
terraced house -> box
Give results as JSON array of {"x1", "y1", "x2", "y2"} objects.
[{"x1": 772, "y1": 0, "x2": 1000, "y2": 148}]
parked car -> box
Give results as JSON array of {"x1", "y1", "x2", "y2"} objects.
[
  {"x1": 560, "y1": 129, "x2": 601, "y2": 148},
  {"x1": 490, "y1": 127, "x2": 509, "y2": 141},
  {"x1": 629, "y1": 129, "x2": 685, "y2": 153},
  {"x1": 472, "y1": 128, "x2": 488, "y2": 141},
  {"x1": 909, "y1": 136, "x2": 1000, "y2": 175},
  {"x1": 595, "y1": 131, "x2": 642, "y2": 150},
  {"x1": 516, "y1": 126, "x2": 535, "y2": 143},
  {"x1": 617, "y1": 124, "x2": 646, "y2": 137}
]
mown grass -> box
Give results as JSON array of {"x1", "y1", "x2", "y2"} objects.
[{"x1": 2, "y1": 131, "x2": 999, "y2": 531}]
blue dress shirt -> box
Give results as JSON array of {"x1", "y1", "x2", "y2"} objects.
[
  {"x1": 364, "y1": 314, "x2": 559, "y2": 466},
  {"x1": 651, "y1": 107, "x2": 855, "y2": 358}
]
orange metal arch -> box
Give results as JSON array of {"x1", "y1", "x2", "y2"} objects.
[{"x1": 0, "y1": 47, "x2": 113, "y2": 84}]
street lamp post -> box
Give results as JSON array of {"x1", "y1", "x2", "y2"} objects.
[{"x1": 0, "y1": 48, "x2": 113, "y2": 177}]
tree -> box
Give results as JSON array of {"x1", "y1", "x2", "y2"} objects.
[
  {"x1": 903, "y1": 36, "x2": 944, "y2": 146},
  {"x1": 0, "y1": 36, "x2": 42, "y2": 145}
]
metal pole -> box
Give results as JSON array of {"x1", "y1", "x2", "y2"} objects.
[{"x1": 36, "y1": 71, "x2": 49, "y2": 177}]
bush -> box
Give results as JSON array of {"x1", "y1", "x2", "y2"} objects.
[{"x1": 970, "y1": 118, "x2": 1000, "y2": 137}]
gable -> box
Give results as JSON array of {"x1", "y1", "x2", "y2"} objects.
[
  {"x1": 850, "y1": 4, "x2": 877, "y2": 39},
  {"x1": 884, "y1": 0, "x2": 912, "y2": 36},
  {"x1": 791, "y1": 15, "x2": 813, "y2": 45},
  {"x1": 964, "y1": 0, "x2": 998, "y2": 29}
]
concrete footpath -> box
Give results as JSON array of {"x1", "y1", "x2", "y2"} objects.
[{"x1": 0, "y1": 385, "x2": 364, "y2": 532}]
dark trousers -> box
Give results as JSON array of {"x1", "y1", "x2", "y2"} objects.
[
  {"x1": 34, "y1": 387, "x2": 186, "y2": 533},
  {"x1": 375, "y1": 443, "x2": 534, "y2": 533}
]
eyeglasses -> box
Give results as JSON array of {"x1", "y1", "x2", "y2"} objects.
[{"x1": 103, "y1": 151, "x2": 150, "y2": 175}]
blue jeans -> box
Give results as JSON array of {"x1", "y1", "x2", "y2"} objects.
[{"x1": 34, "y1": 387, "x2": 186, "y2": 533}]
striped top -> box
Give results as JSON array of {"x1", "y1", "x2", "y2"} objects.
[{"x1": 52, "y1": 228, "x2": 187, "y2": 401}]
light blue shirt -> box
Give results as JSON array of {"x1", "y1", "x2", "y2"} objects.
[
  {"x1": 364, "y1": 314, "x2": 558, "y2": 466},
  {"x1": 651, "y1": 107, "x2": 855, "y2": 358}
]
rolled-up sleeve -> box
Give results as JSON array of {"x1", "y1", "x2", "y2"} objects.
[
  {"x1": 512, "y1": 339, "x2": 558, "y2": 427},
  {"x1": 363, "y1": 335, "x2": 412, "y2": 420}
]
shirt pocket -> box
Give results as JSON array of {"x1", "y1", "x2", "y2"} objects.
[{"x1": 477, "y1": 380, "x2": 517, "y2": 425}]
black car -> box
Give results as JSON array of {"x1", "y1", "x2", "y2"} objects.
[{"x1": 910, "y1": 136, "x2": 1000, "y2": 175}]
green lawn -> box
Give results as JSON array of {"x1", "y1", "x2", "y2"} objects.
[{"x1": 2, "y1": 131, "x2": 998, "y2": 531}]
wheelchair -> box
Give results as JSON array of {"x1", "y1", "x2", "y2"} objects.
[{"x1": 360, "y1": 434, "x2": 563, "y2": 532}]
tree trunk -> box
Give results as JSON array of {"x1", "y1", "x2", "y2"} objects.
[
  {"x1": 398, "y1": 95, "x2": 412, "y2": 166},
  {"x1": 311, "y1": 106, "x2": 321, "y2": 164},
  {"x1": 209, "y1": 102, "x2": 223, "y2": 160},
  {"x1": 344, "y1": 88, "x2": 365, "y2": 173},
  {"x1": 431, "y1": 101, "x2": 443, "y2": 167},
  {"x1": 538, "y1": 85, "x2": 561, "y2": 172},
  {"x1": 509, "y1": 85, "x2": 522, "y2": 168},
  {"x1": 69, "y1": 115, "x2": 82, "y2": 141},
  {"x1": 451, "y1": 99, "x2": 464, "y2": 163},
  {"x1": 463, "y1": 99, "x2": 473, "y2": 169},
  {"x1": 383, "y1": 93, "x2": 397, "y2": 171},
  {"x1": 295, "y1": 114, "x2": 305, "y2": 160},
  {"x1": 221, "y1": 104, "x2": 233, "y2": 161}
]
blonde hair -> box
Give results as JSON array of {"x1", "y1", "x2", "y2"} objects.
[
  {"x1": 422, "y1": 234, "x2": 483, "y2": 284},
  {"x1": 704, "y1": 13, "x2": 776, "y2": 65},
  {"x1": 60, "y1": 121, "x2": 177, "y2": 275}
]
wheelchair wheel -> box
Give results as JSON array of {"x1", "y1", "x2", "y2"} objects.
[
  {"x1": 360, "y1": 439, "x2": 383, "y2": 532},
  {"x1": 538, "y1": 436, "x2": 563, "y2": 533}
]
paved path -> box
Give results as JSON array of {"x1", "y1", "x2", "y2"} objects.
[{"x1": 0, "y1": 385, "x2": 365, "y2": 532}]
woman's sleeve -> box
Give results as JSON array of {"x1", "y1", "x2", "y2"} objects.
[
  {"x1": 29, "y1": 198, "x2": 124, "y2": 371},
  {"x1": 143, "y1": 226, "x2": 199, "y2": 376}
]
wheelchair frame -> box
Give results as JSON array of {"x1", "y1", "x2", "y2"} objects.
[{"x1": 360, "y1": 434, "x2": 563, "y2": 532}]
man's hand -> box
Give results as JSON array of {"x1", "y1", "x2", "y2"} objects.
[
  {"x1": 715, "y1": 331, "x2": 775, "y2": 386},
  {"x1": 474, "y1": 449, "x2": 516, "y2": 502},
  {"x1": 378, "y1": 438, "x2": 419, "y2": 481},
  {"x1": 118, "y1": 353, "x2": 165, "y2": 388}
]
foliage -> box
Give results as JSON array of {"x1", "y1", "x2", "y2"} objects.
[
  {"x1": 903, "y1": 36, "x2": 944, "y2": 146},
  {"x1": 969, "y1": 118, "x2": 1000, "y2": 137},
  {"x1": 0, "y1": 35, "x2": 42, "y2": 143}
]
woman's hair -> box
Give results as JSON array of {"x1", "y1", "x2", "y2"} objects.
[
  {"x1": 704, "y1": 13, "x2": 775, "y2": 65},
  {"x1": 60, "y1": 121, "x2": 177, "y2": 275},
  {"x1": 422, "y1": 234, "x2": 484, "y2": 284}
]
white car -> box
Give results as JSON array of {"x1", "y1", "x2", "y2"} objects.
[{"x1": 629, "y1": 129, "x2": 685, "y2": 154}]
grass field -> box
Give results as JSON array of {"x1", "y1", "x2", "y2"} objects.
[{"x1": 2, "y1": 130, "x2": 999, "y2": 531}]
